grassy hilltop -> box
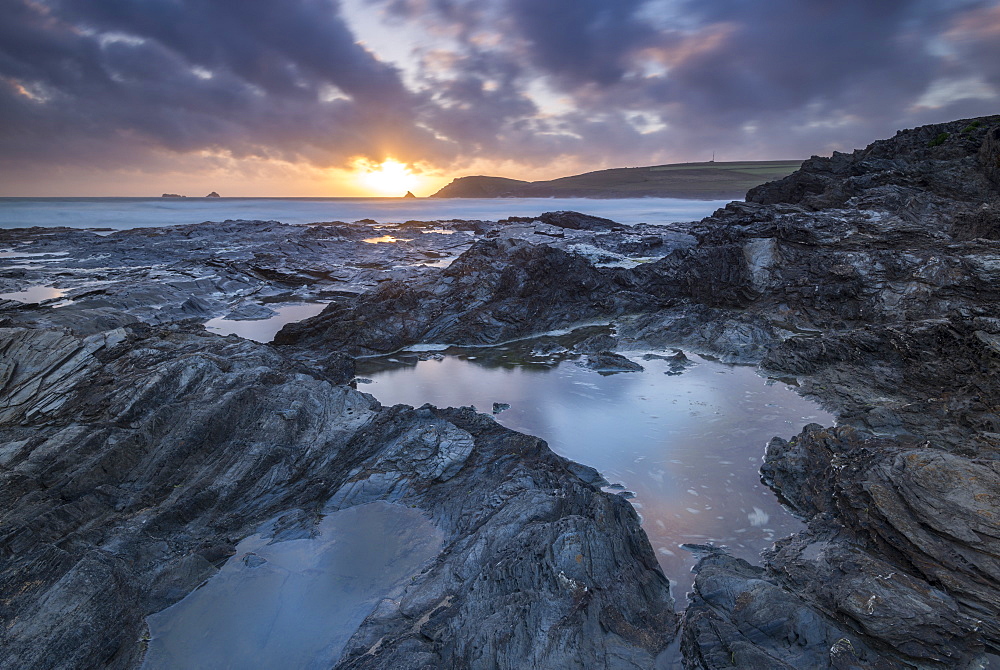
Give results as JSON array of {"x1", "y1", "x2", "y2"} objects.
[{"x1": 430, "y1": 160, "x2": 803, "y2": 200}]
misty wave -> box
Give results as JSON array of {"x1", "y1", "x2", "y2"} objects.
[{"x1": 0, "y1": 196, "x2": 731, "y2": 230}]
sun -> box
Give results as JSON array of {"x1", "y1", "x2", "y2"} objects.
[{"x1": 356, "y1": 158, "x2": 419, "y2": 196}]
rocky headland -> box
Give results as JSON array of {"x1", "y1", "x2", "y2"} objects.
[
  {"x1": 2, "y1": 115, "x2": 999, "y2": 668},
  {"x1": 430, "y1": 160, "x2": 802, "y2": 200}
]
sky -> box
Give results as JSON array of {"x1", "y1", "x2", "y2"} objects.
[{"x1": 1, "y1": 0, "x2": 998, "y2": 196}]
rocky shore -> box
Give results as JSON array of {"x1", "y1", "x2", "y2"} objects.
[
  {"x1": 279, "y1": 116, "x2": 1000, "y2": 668},
  {"x1": 2, "y1": 115, "x2": 999, "y2": 668}
]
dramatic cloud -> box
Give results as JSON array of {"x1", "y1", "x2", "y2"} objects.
[
  {"x1": 0, "y1": 0, "x2": 447, "y2": 170},
  {"x1": 0, "y1": 0, "x2": 997, "y2": 194}
]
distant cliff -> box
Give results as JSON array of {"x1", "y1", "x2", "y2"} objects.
[
  {"x1": 431, "y1": 160, "x2": 802, "y2": 199},
  {"x1": 431, "y1": 176, "x2": 530, "y2": 198}
]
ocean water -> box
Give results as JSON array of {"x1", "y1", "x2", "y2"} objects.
[{"x1": 0, "y1": 196, "x2": 730, "y2": 230}]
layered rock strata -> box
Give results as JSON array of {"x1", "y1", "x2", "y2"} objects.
[
  {"x1": 281, "y1": 116, "x2": 1000, "y2": 667},
  {"x1": 0, "y1": 324, "x2": 674, "y2": 669},
  {"x1": 2, "y1": 115, "x2": 999, "y2": 669}
]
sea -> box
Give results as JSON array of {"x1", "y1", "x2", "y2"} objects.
[{"x1": 0, "y1": 196, "x2": 730, "y2": 230}]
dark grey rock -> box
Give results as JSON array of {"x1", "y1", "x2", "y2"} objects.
[
  {"x1": 242, "y1": 553, "x2": 267, "y2": 568},
  {"x1": 274, "y1": 238, "x2": 658, "y2": 355},
  {"x1": 581, "y1": 351, "x2": 644, "y2": 373},
  {"x1": 0, "y1": 324, "x2": 675, "y2": 669},
  {"x1": 223, "y1": 302, "x2": 277, "y2": 321},
  {"x1": 271, "y1": 115, "x2": 1000, "y2": 667},
  {"x1": 4, "y1": 114, "x2": 1000, "y2": 669}
]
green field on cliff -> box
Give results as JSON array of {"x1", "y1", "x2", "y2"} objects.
[{"x1": 431, "y1": 159, "x2": 803, "y2": 199}]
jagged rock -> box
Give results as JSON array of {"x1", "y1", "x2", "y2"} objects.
[
  {"x1": 271, "y1": 116, "x2": 1000, "y2": 666},
  {"x1": 980, "y1": 124, "x2": 1000, "y2": 185},
  {"x1": 0, "y1": 327, "x2": 126, "y2": 424},
  {"x1": 747, "y1": 116, "x2": 1000, "y2": 211},
  {"x1": 500, "y1": 211, "x2": 623, "y2": 231},
  {"x1": 681, "y1": 546, "x2": 895, "y2": 670},
  {"x1": 0, "y1": 324, "x2": 675, "y2": 669},
  {"x1": 206, "y1": 191, "x2": 220, "y2": 198},
  {"x1": 275, "y1": 238, "x2": 658, "y2": 355},
  {"x1": 642, "y1": 349, "x2": 692, "y2": 375},
  {"x1": 580, "y1": 351, "x2": 644, "y2": 373},
  {"x1": 223, "y1": 302, "x2": 277, "y2": 321},
  {"x1": 761, "y1": 425, "x2": 1000, "y2": 654}
]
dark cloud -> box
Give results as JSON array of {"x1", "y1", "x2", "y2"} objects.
[
  {"x1": 505, "y1": 0, "x2": 657, "y2": 86},
  {"x1": 943, "y1": 4, "x2": 1000, "y2": 87},
  {"x1": 0, "y1": 0, "x2": 450, "y2": 172},
  {"x1": 1, "y1": 0, "x2": 998, "y2": 188},
  {"x1": 357, "y1": 0, "x2": 1000, "y2": 169}
]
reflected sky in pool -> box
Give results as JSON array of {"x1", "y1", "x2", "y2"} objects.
[
  {"x1": 0, "y1": 284, "x2": 66, "y2": 303},
  {"x1": 359, "y1": 351, "x2": 833, "y2": 598},
  {"x1": 142, "y1": 502, "x2": 443, "y2": 670},
  {"x1": 203, "y1": 302, "x2": 328, "y2": 343}
]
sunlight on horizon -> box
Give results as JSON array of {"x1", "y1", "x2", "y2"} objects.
[{"x1": 355, "y1": 158, "x2": 420, "y2": 196}]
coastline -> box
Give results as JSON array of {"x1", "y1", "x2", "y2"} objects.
[{"x1": 1, "y1": 116, "x2": 999, "y2": 668}]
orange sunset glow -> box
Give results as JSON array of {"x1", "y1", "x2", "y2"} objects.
[
  {"x1": 355, "y1": 158, "x2": 420, "y2": 196},
  {"x1": 1, "y1": 0, "x2": 997, "y2": 198}
]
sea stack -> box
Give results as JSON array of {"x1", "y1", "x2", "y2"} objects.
[
  {"x1": 206, "y1": 191, "x2": 221, "y2": 198},
  {"x1": 403, "y1": 190, "x2": 416, "y2": 198}
]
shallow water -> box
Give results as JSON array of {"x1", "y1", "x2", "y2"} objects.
[
  {"x1": 142, "y1": 502, "x2": 443, "y2": 670},
  {"x1": 0, "y1": 196, "x2": 728, "y2": 230},
  {"x1": 0, "y1": 285, "x2": 66, "y2": 303},
  {"x1": 359, "y1": 350, "x2": 833, "y2": 597},
  {"x1": 203, "y1": 303, "x2": 328, "y2": 343}
]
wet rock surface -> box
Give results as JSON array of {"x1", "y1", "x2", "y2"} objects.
[
  {"x1": 0, "y1": 324, "x2": 674, "y2": 669},
  {"x1": 0, "y1": 215, "x2": 690, "y2": 337},
  {"x1": 274, "y1": 238, "x2": 661, "y2": 355},
  {"x1": 282, "y1": 116, "x2": 1000, "y2": 667},
  {"x1": 0, "y1": 211, "x2": 689, "y2": 668},
  {"x1": 3, "y1": 115, "x2": 1000, "y2": 668},
  {"x1": 581, "y1": 351, "x2": 645, "y2": 373}
]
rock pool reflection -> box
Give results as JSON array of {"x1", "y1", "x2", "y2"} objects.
[
  {"x1": 142, "y1": 502, "x2": 443, "y2": 670},
  {"x1": 203, "y1": 302, "x2": 328, "y2": 343},
  {"x1": 0, "y1": 284, "x2": 66, "y2": 303},
  {"x1": 358, "y1": 349, "x2": 833, "y2": 598}
]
